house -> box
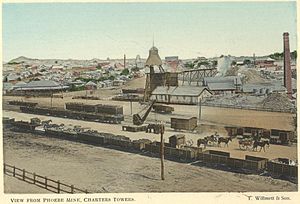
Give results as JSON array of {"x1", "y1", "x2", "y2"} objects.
[
  {"x1": 150, "y1": 86, "x2": 212, "y2": 105},
  {"x1": 3, "y1": 82, "x2": 14, "y2": 94},
  {"x1": 113, "y1": 80, "x2": 125, "y2": 86},
  {"x1": 97, "y1": 81, "x2": 106, "y2": 88},
  {"x1": 255, "y1": 58, "x2": 276, "y2": 68},
  {"x1": 85, "y1": 81, "x2": 97, "y2": 90}
]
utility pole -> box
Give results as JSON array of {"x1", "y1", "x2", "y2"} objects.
[
  {"x1": 198, "y1": 98, "x2": 202, "y2": 123},
  {"x1": 130, "y1": 98, "x2": 133, "y2": 115},
  {"x1": 160, "y1": 122, "x2": 165, "y2": 180},
  {"x1": 50, "y1": 90, "x2": 53, "y2": 108}
]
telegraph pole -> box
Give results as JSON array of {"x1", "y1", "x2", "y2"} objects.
[
  {"x1": 50, "y1": 89, "x2": 53, "y2": 108},
  {"x1": 160, "y1": 122, "x2": 165, "y2": 180},
  {"x1": 198, "y1": 98, "x2": 202, "y2": 123},
  {"x1": 130, "y1": 98, "x2": 133, "y2": 115}
]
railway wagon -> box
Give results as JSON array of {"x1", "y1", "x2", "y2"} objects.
[
  {"x1": 12, "y1": 121, "x2": 38, "y2": 131},
  {"x1": 3, "y1": 117, "x2": 15, "y2": 126},
  {"x1": 19, "y1": 106, "x2": 124, "y2": 124},
  {"x1": 269, "y1": 129, "x2": 294, "y2": 145},
  {"x1": 152, "y1": 104, "x2": 174, "y2": 114},
  {"x1": 96, "y1": 104, "x2": 123, "y2": 115},
  {"x1": 267, "y1": 160, "x2": 298, "y2": 178},
  {"x1": 8, "y1": 100, "x2": 38, "y2": 107},
  {"x1": 245, "y1": 155, "x2": 268, "y2": 171},
  {"x1": 65, "y1": 102, "x2": 85, "y2": 112},
  {"x1": 45, "y1": 128, "x2": 78, "y2": 140},
  {"x1": 132, "y1": 139, "x2": 152, "y2": 150},
  {"x1": 145, "y1": 143, "x2": 197, "y2": 161},
  {"x1": 77, "y1": 131, "x2": 105, "y2": 145},
  {"x1": 171, "y1": 117, "x2": 197, "y2": 131},
  {"x1": 198, "y1": 150, "x2": 230, "y2": 165},
  {"x1": 198, "y1": 151, "x2": 269, "y2": 172}
]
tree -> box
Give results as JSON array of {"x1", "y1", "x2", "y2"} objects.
[
  {"x1": 243, "y1": 59, "x2": 251, "y2": 65},
  {"x1": 96, "y1": 64, "x2": 102, "y2": 69},
  {"x1": 108, "y1": 75, "x2": 115, "y2": 80},
  {"x1": 121, "y1": 68, "x2": 129, "y2": 76},
  {"x1": 231, "y1": 61, "x2": 237, "y2": 66}
]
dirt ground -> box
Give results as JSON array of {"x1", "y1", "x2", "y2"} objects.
[
  {"x1": 2, "y1": 77, "x2": 298, "y2": 193},
  {"x1": 3, "y1": 130, "x2": 297, "y2": 193}
]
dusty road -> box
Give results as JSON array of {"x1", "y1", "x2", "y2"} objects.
[{"x1": 3, "y1": 130, "x2": 297, "y2": 193}]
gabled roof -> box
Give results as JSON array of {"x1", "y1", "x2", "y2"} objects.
[
  {"x1": 152, "y1": 86, "x2": 176, "y2": 95},
  {"x1": 203, "y1": 76, "x2": 242, "y2": 85},
  {"x1": 14, "y1": 80, "x2": 69, "y2": 90},
  {"x1": 85, "y1": 81, "x2": 97, "y2": 86},
  {"x1": 152, "y1": 86, "x2": 211, "y2": 96},
  {"x1": 207, "y1": 82, "x2": 236, "y2": 91},
  {"x1": 172, "y1": 86, "x2": 209, "y2": 96}
]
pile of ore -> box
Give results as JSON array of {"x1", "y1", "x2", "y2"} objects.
[{"x1": 261, "y1": 93, "x2": 294, "y2": 111}]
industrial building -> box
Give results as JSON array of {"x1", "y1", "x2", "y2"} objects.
[
  {"x1": 12, "y1": 80, "x2": 69, "y2": 96},
  {"x1": 203, "y1": 76, "x2": 242, "y2": 94},
  {"x1": 150, "y1": 86, "x2": 212, "y2": 105}
]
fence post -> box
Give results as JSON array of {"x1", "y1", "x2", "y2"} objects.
[
  {"x1": 22, "y1": 169, "x2": 25, "y2": 181},
  {"x1": 71, "y1": 185, "x2": 74, "y2": 194},
  {"x1": 45, "y1": 177, "x2": 48, "y2": 189},
  {"x1": 33, "y1": 173, "x2": 36, "y2": 184},
  {"x1": 57, "y1": 180, "x2": 60, "y2": 193},
  {"x1": 13, "y1": 166, "x2": 16, "y2": 177}
]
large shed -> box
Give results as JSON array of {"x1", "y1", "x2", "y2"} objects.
[{"x1": 150, "y1": 86, "x2": 212, "y2": 105}]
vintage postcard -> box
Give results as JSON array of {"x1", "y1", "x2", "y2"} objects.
[{"x1": 0, "y1": 0, "x2": 299, "y2": 203}]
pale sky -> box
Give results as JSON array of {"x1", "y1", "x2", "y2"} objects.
[{"x1": 2, "y1": 2, "x2": 297, "y2": 61}]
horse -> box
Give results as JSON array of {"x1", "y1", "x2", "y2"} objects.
[
  {"x1": 217, "y1": 137, "x2": 232, "y2": 147},
  {"x1": 252, "y1": 140, "x2": 270, "y2": 152},
  {"x1": 238, "y1": 139, "x2": 253, "y2": 150},
  {"x1": 206, "y1": 135, "x2": 218, "y2": 146},
  {"x1": 197, "y1": 138, "x2": 208, "y2": 149}
]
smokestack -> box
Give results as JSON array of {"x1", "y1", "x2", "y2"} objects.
[
  {"x1": 124, "y1": 54, "x2": 126, "y2": 69},
  {"x1": 283, "y1": 32, "x2": 292, "y2": 99}
]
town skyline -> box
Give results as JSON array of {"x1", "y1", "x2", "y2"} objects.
[{"x1": 3, "y1": 2, "x2": 297, "y2": 62}]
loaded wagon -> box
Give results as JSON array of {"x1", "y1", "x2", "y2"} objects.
[
  {"x1": 171, "y1": 117, "x2": 197, "y2": 131},
  {"x1": 169, "y1": 134, "x2": 186, "y2": 148},
  {"x1": 8, "y1": 100, "x2": 38, "y2": 107},
  {"x1": 267, "y1": 158, "x2": 298, "y2": 178}
]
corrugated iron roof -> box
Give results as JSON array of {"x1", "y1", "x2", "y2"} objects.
[
  {"x1": 207, "y1": 82, "x2": 236, "y2": 91},
  {"x1": 152, "y1": 86, "x2": 176, "y2": 95},
  {"x1": 152, "y1": 86, "x2": 209, "y2": 96}
]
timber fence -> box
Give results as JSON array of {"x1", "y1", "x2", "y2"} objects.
[{"x1": 3, "y1": 163, "x2": 89, "y2": 194}]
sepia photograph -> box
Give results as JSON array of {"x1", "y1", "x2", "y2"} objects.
[{"x1": 1, "y1": 0, "x2": 299, "y2": 203}]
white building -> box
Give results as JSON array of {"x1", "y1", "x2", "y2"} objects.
[{"x1": 150, "y1": 86, "x2": 212, "y2": 105}]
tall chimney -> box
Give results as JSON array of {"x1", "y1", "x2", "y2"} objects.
[
  {"x1": 283, "y1": 32, "x2": 292, "y2": 99},
  {"x1": 124, "y1": 54, "x2": 126, "y2": 69}
]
